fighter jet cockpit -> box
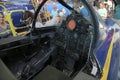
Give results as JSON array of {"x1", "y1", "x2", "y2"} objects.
[
  {"x1": 0, "y1": 0, "x2": 102, "y2": 80},
  {"x1": 30, "y1": 0, "x2": 100, "y2": 78}
]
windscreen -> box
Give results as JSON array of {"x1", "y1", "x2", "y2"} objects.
[{"x1": 33, "y1": 0, "x2": 93, "y2": 28}]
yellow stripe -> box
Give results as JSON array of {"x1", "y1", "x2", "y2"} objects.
[
  {"x1": 0, "y1": 30, "x2": 11, "y2": 34},
  {"x1": 101, "y1": 29, "x2": 115, "y2": 80}
]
